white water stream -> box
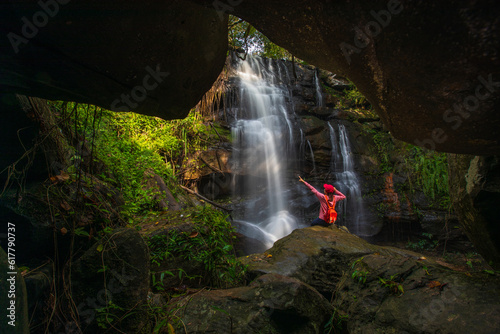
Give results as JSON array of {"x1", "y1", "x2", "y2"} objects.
[
  {"x1": 230, "y1": 56, "x2": 375, "y2": 249},
  {"x1": 328, "y1": 123, "x2": 377, "y2": 236},
  {"x1": 231, "y1": 57, "x2": 298, "y2": 248},
  {"x1": 314, "y1": 70, "x2": 323, "y2": 107}
]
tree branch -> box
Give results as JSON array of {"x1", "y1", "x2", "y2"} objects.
[{"x1": 180, "y1": 185, "x2": 233, "y2": 212}]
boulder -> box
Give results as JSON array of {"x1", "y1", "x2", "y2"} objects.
[
  {"x1": 448, "y1": 154, "x2": 500, "y2": 268},
  {"x1": 175, "y1": 273, "x2": 333, "y2": 334},
  {"x1": 301, "y1": 116, "x2": 332, "y2": 167},
  {"x1": 241, "y1": 226, "x2": 500, "y2": 333},
  {"x1": 241, "y1": 226, "x2": 386, "y2": 298},
  {"x1": 308, "y1": 106, "x2": 337, "y2": 118},
  {"x1": 233, "y1": 231, "x2": 269, "y2": 256},
  {"x1": 184, "y1": 149, "x2": 232, "y2": 180},
  {"x1": 336, "y1": 250, "x2": 500, "y2": 334},
  {"x1": 71, "y1": 227, "x2": 150, "y2": 333}
]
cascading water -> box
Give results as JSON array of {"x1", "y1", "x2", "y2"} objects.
[
  {"x1": 231, "y1": 57, "x2": 299, "y2": 249},
  {"x1": 328, "y1": 122, "x2": 378, "y2": 236},
  {"x1": 306, "y1": 140, "x2": 316, "y2": 174},
  {"x1": 227, "y1": 55, "x2": 376, "y2": 250},
  {"x1": 314, "y1": 70, "x2": 323, "y2": 107}
]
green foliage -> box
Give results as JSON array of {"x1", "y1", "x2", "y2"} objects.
[
  {"x1": 351, "y1": 257, "x2": 369, "y2": 284},
  {"x1": 324, "y1": 307, "x2": 349, "y2": 334},
  {"x1": 484, "y1": 269, "x2": 500, "y2": 275},
  {"x1": 147, "y1": 206, "x2": 247, "y2": 289},
  {"x1": 228, "y1": 15, "x2": 293, "y2": 60},
  {"x1": 364, "y1": 126, "x2": 450, "y2": 207},
  {"x1": 146, "y1": 296, "x2": 183, "y2": 334},
  {"x1": 351, "y1": 257, "x2": 365, "y2": 268},
  {"x1": 378, "y1": 275, "x2": 404, "y2": 296},
  {"x1": 323, "y1": 81, "x2": 373, "y2": 113},
  {"x1": 420, "y1": 264, "x2": 431, "y2": 275},
  {"x1": 406, "y1": 232, "x2": 439, "y2": 251},
  {"x1": 368, "y1": 129, "x2": 395, "y2": 173},
  {"x1": 49, "y1": 101, "x2": 212, "y2": 218},
  {"x1": 95, "y1": 300, "x2": 130, "y2": 329},
  {"x1": 151, "y1": 271, "x2": 174, "y2": 291},
  {"x1": 352, "y1": 269, "x2": 369, "y2": 284},
  {"x1": 409, "y1": 147, "x2": 450, "y2": 207},
  {"x1": 260, "y1": 36, "x2": 294, "y2": 60},
  {"x1": 344, "y1": 85, "x2": 367, "y2": 107}
]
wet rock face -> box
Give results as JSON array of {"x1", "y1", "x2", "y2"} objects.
[
  {"x1": 175, "y1": 273, "x2": 333, "y2": 334},
  {"x1": 448, "y1": 154, "x2": 500, "y2": 268},
  {"x1": 193, "y1": 0, "x2": 500, "y2": 155},
  {"x1": 0, "y1": 1, "x2": 227, "y2": 119},
  {"x1": 242, "y1": 226, "x2": 500, "y2": 333}
]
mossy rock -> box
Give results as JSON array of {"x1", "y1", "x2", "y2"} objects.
[
  {"x1": 241, "y1": 226, "x2": 500, "y2": 333},
  {"x1": 175, "y1": 273, "x2": 333, "y2": 334},
  {"x1": 72, "y1": 227, "x2": 150, "y2": 333}
]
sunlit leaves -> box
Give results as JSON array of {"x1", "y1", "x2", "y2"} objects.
[{"x1": 228, "y1": 15, "x2": 293, "y2": 60}]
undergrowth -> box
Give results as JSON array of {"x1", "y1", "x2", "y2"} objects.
[
  {"x1": 142, "y1": 206, "x2": 247, "y2": 333},
  {"x1": 344, "y1": 84, "x2": 368, "y2": 108},
  {"x1": 409, "y1": 147, "x2": 449, "y2": 207},
  {"x1": 147, "y1": 205, "x2": 247, "y2": 290},
  {"x1": 365, "y1": 127, "x2": 450, "y2": 208},
  {"x1": 28, "y1": 101, "x2": 245, "y2": 332},
  {"x1": 49, "y1": 101, "x2": 214, "y2": 219},
  {"x1": 407, "y1": 232, "x2": 439, "y2": 251}
]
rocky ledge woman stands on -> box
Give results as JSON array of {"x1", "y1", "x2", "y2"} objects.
[{"x1": 299, "y1": 176, "x2": 346, "y2": 227}]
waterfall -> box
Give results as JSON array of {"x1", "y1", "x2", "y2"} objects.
[
  {"x1": 306, "y1": 140, "x2": 316, "y2": 174},
  {"x1": 231, "y1": 57, "x2": 298, "y2": 249},
  {"x1": 328, "y1": 122, "x2": 377, "y2": 236},
  {"x1": 228, "y1": 55, "x2": 376, "y2": 250},
  {"x1": 314, "y1": 70, "x2": 323, "y2": 107}
]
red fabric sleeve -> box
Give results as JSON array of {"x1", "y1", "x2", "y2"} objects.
[
  {"x1": 333, "y1": 188, "x2": 346, "y2": 202},
  {"x1": 303, "y1": 180, "x2": 329, "y2": 220}
]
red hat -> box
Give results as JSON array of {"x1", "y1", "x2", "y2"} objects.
[{"x1": 323, "y1": 184, "x2": 335, "y2": 193}]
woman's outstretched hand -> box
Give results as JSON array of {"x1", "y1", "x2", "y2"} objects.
[{"x1": 298, "y1": 176, "x2": 305, "y2": 183}]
